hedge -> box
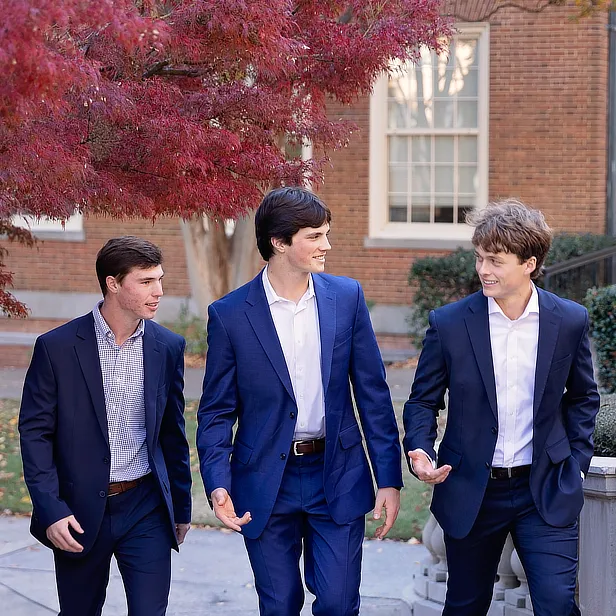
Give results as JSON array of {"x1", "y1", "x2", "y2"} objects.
[{"x1": 585, "y1": 285, "x2": 616, "y2": 394}]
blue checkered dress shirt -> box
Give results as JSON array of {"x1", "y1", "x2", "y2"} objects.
[{"x1": 93, "y1": 303, "x2": 150, "y2": 482}]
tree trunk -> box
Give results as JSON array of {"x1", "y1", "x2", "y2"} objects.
[{"x1": 180, "y1": 211, "x2": 262, "y2": 319}]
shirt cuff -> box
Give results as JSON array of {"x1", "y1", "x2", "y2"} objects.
[{"x1": 410, "y1": 448, "x2": 437, "y2": 473}]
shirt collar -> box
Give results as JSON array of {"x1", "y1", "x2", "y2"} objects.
[
  {"x1": 487, "y1": 282, "x2": 539, "y2": 320},
  {"x1": 93, "y1": 301, "x2": 145, "y2": 343},
  {"x1": 262, "y1": 266, "x2": 315, "y2": 306}
]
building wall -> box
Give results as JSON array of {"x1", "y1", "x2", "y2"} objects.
[{"x1": 320, "y1": 2, "x2": 610, "y2": 305}]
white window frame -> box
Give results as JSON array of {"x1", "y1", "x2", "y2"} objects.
[
  {"x1": 368, "y1": 23, "x2": 489, "y2": 248},
  {"x1": 11, "y1": 212, "x2": 85, "y2": 241}
]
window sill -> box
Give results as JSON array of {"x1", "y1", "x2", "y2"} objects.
[{"x1": 364, "y1": 236, "x2": 473, "y2": 250}]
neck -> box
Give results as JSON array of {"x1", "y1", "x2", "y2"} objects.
[
  {"x1": 494, "y1": 283, "x2": 533, "y2": 321},
  {"x1": 99, "y1": 300, "x2": 141, "y2": 346},
  {"x1": 266, "y1": 263, "x2": 310, "y2": 304}
]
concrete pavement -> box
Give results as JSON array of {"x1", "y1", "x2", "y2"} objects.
[{"x1": 0, "y1": 515, "x2": 427, "y2": 615}]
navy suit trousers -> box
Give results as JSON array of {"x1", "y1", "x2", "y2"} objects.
[
  {"x1": 443, "y1": 475, "x2": 580, "y2": 616},
  {"x1": 243, "y1": 451, "x2": 365, "y2": 616},
  {"x1": 54, "y1": 474, "x2": 174, "y2": 616}
]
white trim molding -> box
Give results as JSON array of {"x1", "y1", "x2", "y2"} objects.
[{"x1": 369, "y1": 23, "x2": 490, "y2": 247}]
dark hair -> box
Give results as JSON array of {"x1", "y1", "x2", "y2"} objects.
[
  {"x1": 96, "y1": 236, "x2": 163, "y2": 296},
  {"x1": 467, "y1": 199, "x2": 553, "y2": 280},
  {"x1": 255, "y1": 187, "x2": 332, "y2": 260}
]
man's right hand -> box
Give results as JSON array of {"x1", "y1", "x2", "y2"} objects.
[
  {"x1": 46, "y1": 515, "x2": 84, "y2": 553},
  {"x1": 408, "y1": 449, "x2": 451, "y2": 484},
  {"x1": 211, "y1": 488, "x2": 252, "y2": 532}
]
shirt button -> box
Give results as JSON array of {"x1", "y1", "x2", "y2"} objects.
[
  {"x1": 280, "y1": 453, "x2": 287, "y2": 460},
  {"x1": 99, "y1": 490, "x2": 106, "y2": 498}
]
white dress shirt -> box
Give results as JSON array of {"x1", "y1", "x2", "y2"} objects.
[
  {"x1": 262, "y1": 268, "x2": 325, "y2": 440},
  {"x1": 489, "y1": 284, "x2": 539, "y2": 467}
]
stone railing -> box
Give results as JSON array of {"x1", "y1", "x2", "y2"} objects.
[
  {"x1": 412, "y1": 515, "x2": 533, "y2": 615},
  {"x1": 412, "y1": 456, "x2": 616, "y2": 616}
]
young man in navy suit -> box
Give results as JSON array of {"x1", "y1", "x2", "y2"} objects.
[
  {"x1": 197, "y1": 187, "x2": 403, "y2": 616},
  {"x1": 19, "y1": 236, "x2": 192, "y2": 616},
  {"x1": 404, "y1": 200, "x2": 600, "y2": 615}
]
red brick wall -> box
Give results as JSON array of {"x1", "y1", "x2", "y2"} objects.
[
  {"x1": 1, "y1": 217, "x2": 190, "y2": 297},
  {"x1": 320, "y1": 2, "x2": 610, "y2": 304}
]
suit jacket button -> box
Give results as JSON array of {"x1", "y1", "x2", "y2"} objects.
[
  {"x1": 99, "y1": 490, "x2": 106, "y2": 498},
  {"x1": 103, "y1": 457, "x2": 110, "y2": 464},
  {"x1": 485, "y1": 462, "x2": 490, "y2": 469},
  {"x1": 491, "y1": 427, "x2": 497, "y2": 435},
  {"x1": 280, "y1": 453, "x2": 287, "y2": 460},
  {"x1": 289, "y1": 412, "x2": 296, "y2": 419}
]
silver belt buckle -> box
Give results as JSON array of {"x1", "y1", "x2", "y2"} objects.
[{"x1": 292, "y1": 441, "x2": 305, "y2": 456}]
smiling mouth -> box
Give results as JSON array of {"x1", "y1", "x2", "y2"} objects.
[{"x1": 482, "y1": 280, "x2": 498, "y2": 285}]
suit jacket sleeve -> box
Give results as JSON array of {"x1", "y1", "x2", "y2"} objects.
[
  {"x1": 562, "y1": 310, "x2": 600, "y2": 475},
  {"x1": 18, "y1": 337, "x2": 73, "y2": 529},
  {"x1": 159, "y1": 338, "x2": 192, "y2": 524},
  {"x1": 402, "y1": 310, "x2": 448, "y2": 464},
  {"x1": 349, "y1": 282, "x2": 403, "y2": 489},
  {"x1": 196, "y1": 303, "x2": 237, "y2": 500}
]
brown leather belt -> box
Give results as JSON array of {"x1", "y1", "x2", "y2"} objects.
[
  {"x1": 489, "y1": 465, "x2": 531, "y2": 480},
  {"x1": 291, "y1": 438, "x2": 326, "y2": 456},
  {"x1": 108, "y1": 475, "x2": 147, "y2": 497}
]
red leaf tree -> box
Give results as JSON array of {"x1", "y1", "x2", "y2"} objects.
[{"x1": 0, "y1": 0, "x2": 451, "y2": 316}]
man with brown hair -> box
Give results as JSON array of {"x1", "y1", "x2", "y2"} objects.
[
  {"x1": 404, "y1": 199, "x2": 599, "y2": 615},
  {"x1": 19, "y1": 236, "x2": 192, "y2": 616}
]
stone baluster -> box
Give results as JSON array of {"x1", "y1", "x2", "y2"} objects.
[
  {"x1": 415, "y1": 513, "x2": 438, "y2": 599},
  {"x1": 505, "y1": 547, "x2": 533, "y2": 613},
  {"x1": 429, "y1": 522, "x2": 448, "y2": 583},
  {"x1": 492, "y1": 534, "x2": 518, "y2": 601},
  {"x1": 421, "y1": 514, "x2": 439, "y2": 575}
]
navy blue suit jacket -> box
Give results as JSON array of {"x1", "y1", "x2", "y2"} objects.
[
  {"x1": 403, "y1": 288, "x2": 600, "y2": 539},
  {"x1": 197, "y1": 272, "x2": 403, "y2": 540},
  {"x1": 19, "y1": 314, "x2": 192, "y2": 555}
]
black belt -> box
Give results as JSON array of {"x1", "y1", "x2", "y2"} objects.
[
  {"x1": 489, "y1": 465, "x2": 531, "y2": 480},
  {"x1": 291, "y1": 439, "x2": 325, "y2": 456}
]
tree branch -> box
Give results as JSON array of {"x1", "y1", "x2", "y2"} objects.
[{"x1": 446, "y1": 0, "x2": 557, "y2": 22}]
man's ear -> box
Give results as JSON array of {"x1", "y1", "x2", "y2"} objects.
[
  {"x1": 271, "y1": 237, "x2": 286, "y2": 255},
  {"x1": 106, "y1": 275, "x2": 119, "y2": 295},
  {"x1": 525, "y1": 256, "x2": 537, "y2": 276}
]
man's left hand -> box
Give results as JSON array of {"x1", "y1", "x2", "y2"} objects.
[
  {"x1": 175, "y1": 523, "x2": 191, "y2": 545},
  {"x1": 372, "y1": 487, "x2": 400, "y2": 540}
]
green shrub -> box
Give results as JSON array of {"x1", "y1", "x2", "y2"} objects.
[
  {"x1": 408, "y1": 233, "x2": 616, "y2": 344},
  {"x1": 162, "y1": 303, "x2": 208, "y2": 356},
  {"x1": 585, "y1": 285, "x2": 616, "y2": 394},
  {"x1": 407, "y1": 248, "x2": 480, "y2": 343},
  {"x1": 593, "y1": 393, "x2": 616, "y2": 457}
]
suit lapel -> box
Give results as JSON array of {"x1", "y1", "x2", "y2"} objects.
[
  {"x1": 143, "y1": 322, "x2": 163, "y2": 449},
  {"x1": 314, "y1": 275, "x2": 336, "y2": 394},
  {"x1": 465, "y1": 293, "x2": 498, "y2": 421},
  {"x1": 245, "y1": 273, "x2": 296, "y2": 403},
  {"x1": 533, "y1": 289, "x2": 561, "y2": 416},
  {"x1": 75, "y1": 314, "x2": 109, "y2": 446}
]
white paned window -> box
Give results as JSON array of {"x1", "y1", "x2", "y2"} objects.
[{"x1": 369, "y1": 24, "x2": 489, "y2": 247}]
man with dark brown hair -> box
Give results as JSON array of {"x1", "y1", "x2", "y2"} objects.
[
  {"x1": 19, "y1": 236, "x2": 192, "y2": 616},
  {"x1": 404, "y1": 200, "x2": 599, "y2": 616}
]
